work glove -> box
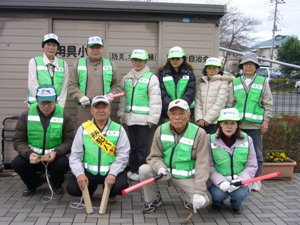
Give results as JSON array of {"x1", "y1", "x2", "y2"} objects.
[
  {"x1": 192, "y1": 194, "x2": 206, "y2": 213},
  {"x1": 105, "y1": 93, "x2": 114, "y2": 101},
  {"x1": 219, "y1": 181, "x2": 231, "y2": 192},
  {"x1": 158, "y1": 167, "x2": 168, "y2": 176},
  {"x1": 228, "y1": 179, "x2": 241, "y2": 193},
  {"x1": 79, "y1": 96, "x2": 90, "y2": 107}
]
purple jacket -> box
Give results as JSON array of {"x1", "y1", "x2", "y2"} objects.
[{"x1": 208, "y1": 133, "x2": 258, "y2": 187}]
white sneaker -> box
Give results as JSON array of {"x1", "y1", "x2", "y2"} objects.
[
  {"x1": 127, "y1": 171, "x2": 133, "y2": 178},
  {"x1": 129, "y1": 173, "x2": 140, "y2": 181},
  {"x1": 252, "y1": 181, "x2": 262, "y2": 192}
]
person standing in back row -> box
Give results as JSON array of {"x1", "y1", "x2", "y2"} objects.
[
  {"x1": 68, "y1": 36, "x2": 122, "y2": 127},
  {"x1": 118, "y1": 49, "x2": 161, "y2": 181},
  {"x1": 27, "y1": 33, "x2": 69, "y2": 107},
  {"x1": 158, "y1": 46, "x2": 196, "y2": 121},
  {"x1": 227, "y1": 52, "x2": 273, "y2": 192}
]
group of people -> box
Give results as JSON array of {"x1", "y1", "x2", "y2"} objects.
[{"x1": 10, "y1": 32, "x2": 273, "y2": 215}]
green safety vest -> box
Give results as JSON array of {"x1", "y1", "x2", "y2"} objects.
[
  {"x1": 27, "y1": 56, "x2": 65, "y2": 104},
  {"x1": 210, "y1": 132, "x2": 249, "y2": 177},
  {"x1": 160, "y1": 122, "x2": 198, "y2": 179},
  {"x1": 27, "y1": 103, "x2": 64, "y2": 156},
  {"x1": 124, "y1": 71, "x2": 153, "y2": 115},
  {"x1": 83, "y1": 121, "x2": 121, "y2": 176},
  {"x1": 162, "y1": 74, "x2": 194, "y2": 108},
  {"x1": 233, "y1": 75, "x2": 266, "y2": 123},
  {"x1": 77, "y1": 57, "x2": 113, "y2": 95}
]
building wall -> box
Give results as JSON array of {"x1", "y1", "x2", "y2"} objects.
[{"x1": 0, "y1": 16, "x2": 219, "y2": 163}]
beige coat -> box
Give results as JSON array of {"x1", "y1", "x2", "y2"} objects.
[
  {"x1": 117, "y1": 65, "x2": 162, "y2": 126},
  {"x1": 195, "y1": 75, "x2": 234, "y2": 124},
  {"x1": 146, "y1": 122, "x2": 210, "y2": 196}
]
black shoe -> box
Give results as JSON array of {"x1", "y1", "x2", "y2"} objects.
[
  {"x1": 184, "y1": 201, "x2": 193, "y2": 210},
  {"x1": 23, "y1": 188, "x2": 36, "y2": 196},
  {"x1": 53, "y1": 187, "x2": 65, "y2": 195},
  {"x1": 142, "y1": 195, "x2": 162, "y2": 213},
  {"x1": 232, "y1": 207, "x2": 243, "y2": 214},
  {"x1": 211, "y1": 204, "x2": 221, "y2": 210}
]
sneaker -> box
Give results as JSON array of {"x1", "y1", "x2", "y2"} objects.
[
  {"x1": 142, "y1": 195, "x2": 162, "y2": 213},
  {"x1": 232, "y1": 207, "x2": 243, "y2": 214},
  {"x1": 23, "y1": 188, "x2": 36, "y2": 196},
  {"x1": 251, "y1": 181, "x2": 262, "y2": 192},
  {"x1": 129, "y1": 173, "x2": 140, "y2": 181},
  {"x1": 127, "y1": 171, "x2": 133, "y2": 178},
  {"x1": 184, "y1": 201, "x2": 193, "y2": 210}
]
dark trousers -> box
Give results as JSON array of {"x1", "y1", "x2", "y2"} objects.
[
  {"x1": 66, "y1": 170, "x2": 128, "y2": 197},
  {"x1": 242, "y1": 129, "x2": 263, "y2": 177},
  {"x1": 11, "y1": 154, "x2": 69, "y2": 190},
  {"x1": 127, "y1": 125, "x2": 151, "y2": 174}
]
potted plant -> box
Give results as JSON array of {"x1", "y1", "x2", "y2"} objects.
[
  {"x1": 262, "y1": 150, "x2": 296, "y2": 179},
  {"x1": 262, "y1": 115, "x2": 299, "y2": 179}
]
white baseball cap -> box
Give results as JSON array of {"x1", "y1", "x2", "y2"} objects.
[
  {"x1": 87, "y1": 36, "x2": 104, "y2": 47},
  {"x1": 168, "y1": 99, "x2": 190, "y2": 111},
  {"x1": 91, "y1": 95, "x2": 110, "y2": 107}
]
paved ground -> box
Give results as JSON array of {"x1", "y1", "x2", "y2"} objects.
[{"x1": 0, "y1": 172, "x2": 300, "y2": 225}]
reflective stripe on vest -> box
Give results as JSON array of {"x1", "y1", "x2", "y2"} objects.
[
  {"x1": 124, "y1": 71, "x2": 152, "y2": 115},
  {"x1": 27, "y1": 104, "x2": 64, "y2": 156},
  {"x1": 27, "y1": 56, "x2": 65, "y2": 104},
  {"x1": 83, "y1": 121, "x2": 120, "y2": 176},
  {"x1": 233, "y1": 75, "x2": 266, "y2": 123},
  {"x1": 161, "y1": 122, "x2": 198, "y2": 179},
  {"x1": 210, "y1": 132, "x2": 249, "y2": 176},
  {"x1": 77, "y1": 57, "x2": 113, "y2": 95}
]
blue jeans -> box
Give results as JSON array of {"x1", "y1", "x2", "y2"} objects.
[{"x1": 209, "y1": 184, "x2": 249, "y2": 210}]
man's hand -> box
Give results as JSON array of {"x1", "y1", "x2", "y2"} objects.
[
  {"x1": 261, "y1": 120, "x2": 269, "y2": 134},
  {"x1": 47, "y1": 151, "x2": 56, "y2": 163},
  {"x1": 79, "y1": 96, "x2": 90, "y2": 107},
  {"x1": 158, "y1": 167, "x2": 168, "y2": 176},
  {"x1": 105, "y1": 174, "x2": 116, "y2": 187},
  {"x1": 77, "y1": 174, "x2": 89, "y2": 191},
  {"x1": 29, "y1": 153, "x2": 40, "y2": 164},
  {"x1": 193, "y1": 194, "x2": 206, "y2": 213}
]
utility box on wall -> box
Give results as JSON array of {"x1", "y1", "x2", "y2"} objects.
[{"x1": 0, "y1": 0, "x2": 226, "y2": 163}]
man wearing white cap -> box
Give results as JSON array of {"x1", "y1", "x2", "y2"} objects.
[
  {"x1": 139, "y1": 99, "x2": 210, "y2": 213},
  {"x1": 68, "y1": 36, "x2": 122, "y2": 128},
  {"x1": 67, "y1": 95, "x2": 130, "y2": 201},
  {"x1": 11, "y1": 84, "x2": 74, "y2": 196},
  {"x1": 27, "y1": 33, "x2": 69, "y2": 107}
]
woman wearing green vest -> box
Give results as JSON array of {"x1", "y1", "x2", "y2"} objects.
[
  {"x1": 227, "y1": 52, "x2": 273, "y2": 192},
  {"x1": 118, "y1": 49, "x2": 162, "y2": 181},
  {"x1": 158, "y1": 46, "x2": 196, "y2": 121},
  {"x1": 28, "y1": 33, "x2": 69, "y2": 107},
  {"x1": 209, "y1": 108, "x2": 258, "y2": 214},
  {"x1": 195, "y1": 57, "x2": 234, "y2": 134}
]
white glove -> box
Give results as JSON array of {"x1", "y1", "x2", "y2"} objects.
[
  {"x1": 79, "y1": 96, "x2": 90, "y2": 107},
  {"x1": 105, "y1": 93, "x2": 114, "y2": 101},
  {"x1": 158, "y1": 167, "x2": 168, "y2": 176},
  {"x1": 192, "y1": 194, "x2": 206, "y2": 213},
  {"x1": 228, "y1": 179, "x2": 241, "y2": 193},
  {"x1": 219, "y1": 181, "x2": 230, "y2": 192}
]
